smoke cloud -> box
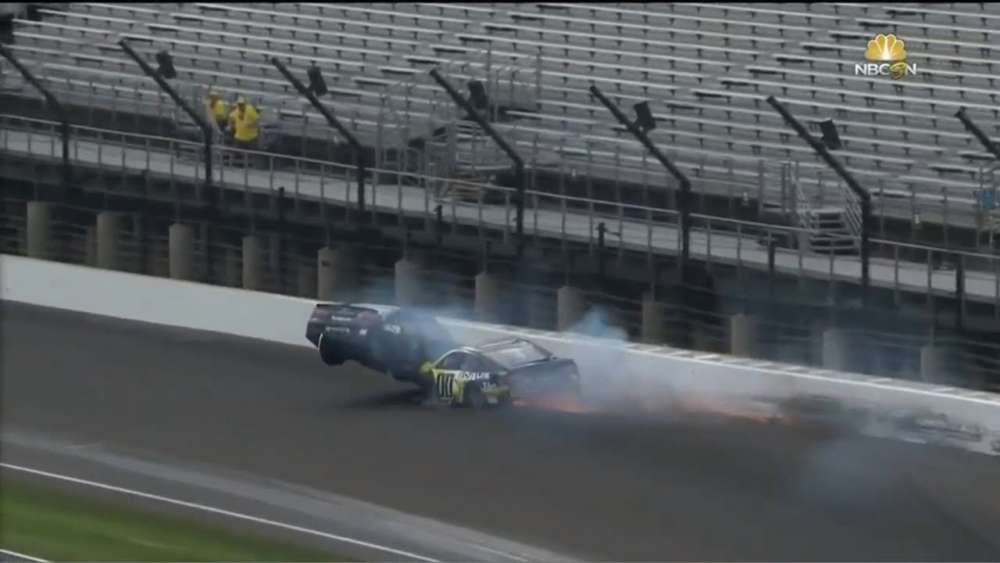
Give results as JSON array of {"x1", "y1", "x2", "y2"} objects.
[{"x1": 338, "y1": 275, "x2": 1000, "y2": 459}]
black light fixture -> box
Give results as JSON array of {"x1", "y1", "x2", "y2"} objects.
[
  {"x1": 633, "y1": 100, "x2": 656, "y2": 132},
  {"x1": 819, "y1": 118, "x2": 843, "y2": 150},
  {"x1": 467, "y1": 80, "x2": 488, "y2": 110},
  {"x1": 155, "y1": 50, "x2": 176, "y2": 79},
  {"x1": 307, "y1": 63, "x2": 327, "y2": 96}
]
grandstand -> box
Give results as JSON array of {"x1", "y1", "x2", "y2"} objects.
[
  {"x1": 2, "y1": 2, "x2": 999, "y2": 237},
  {"x1": 2, "y1": 3, "x2": 1000, "y2": 385}
]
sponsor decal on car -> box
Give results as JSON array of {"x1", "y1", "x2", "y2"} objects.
[{"x1": 458, "y1": 371, "x2": 492, "y2": 382}]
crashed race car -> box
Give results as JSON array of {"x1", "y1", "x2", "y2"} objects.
[
  {"x1": 422, "y1": 338, "x2": 582, "y2": 409},
  {"x1": 305, "y1": 302, "x2": 456, "y2": 385}
]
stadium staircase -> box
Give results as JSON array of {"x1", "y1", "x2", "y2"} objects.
[
  {"x1": 759, "y1": 159, "x2": 861, "y2": 254},
  {"x1": 425, "y1": 120, "x2": 511, "y2": 202},
  {"x1": 801, "y1": 207, "x2": 859, "y2": 255}
]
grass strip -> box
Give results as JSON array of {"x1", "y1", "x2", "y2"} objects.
[{"x1": 1, "y1": 477, "x2": 345, "y2": 561}]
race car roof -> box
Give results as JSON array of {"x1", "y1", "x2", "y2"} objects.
[{"x1": 470, "y1": 338, "x2": 554, "y2": 368}]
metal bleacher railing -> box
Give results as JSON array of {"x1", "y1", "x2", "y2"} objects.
[{"x1": 3, "y1": 112, "x2": 1000, "y2": 314}]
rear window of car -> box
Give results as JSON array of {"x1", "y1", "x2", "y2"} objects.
[
  {"x1": 318, "y1": 307, "x2": 371, "y2": 324},
  {"x1": 482, "y1": 341, "x2": 550, "y2": 369}
]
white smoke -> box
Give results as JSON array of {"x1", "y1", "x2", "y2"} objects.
[{"x1": 343, "y1": 276, "x2": 1000, "y2": 458}]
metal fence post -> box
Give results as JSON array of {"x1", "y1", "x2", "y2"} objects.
[
  {"x1": 119, "y1": 40, "x2": 215, "y2": 213},
  {"x1": 590, "y1": 85, "x2": 692, "y2": 281},
  {"x1": 0, "y1": 44, "x2": 73, "y2": 198}
]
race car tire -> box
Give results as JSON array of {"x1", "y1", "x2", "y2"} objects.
[
  {"x1": 463, "y1": 383, "x2": 487, "y2": 410},
  {"x1": 318, "y1": 333, "x2": 345, "y2": 366}
]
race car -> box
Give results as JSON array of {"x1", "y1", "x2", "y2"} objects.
[
  {"x1": 422, "y1": 338, "x2": 582, "y2": 409},
  {"x1": 305, "y1": 302, "x2": 456, "y2": 385}
]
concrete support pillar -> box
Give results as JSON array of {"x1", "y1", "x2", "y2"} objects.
[
  {"x1": 395, "y1": 258, "x2": 420, "y2": 306},
  {"x1": 730, "y1": 313, "x2": 755, "y2": 357},
  {"x1": 96, "y1": 212, "x2": 118, "y2": 270},
  {"x1": 641, "y1": 295, "x2": 666, "y2": 344},
  {"x1": 821, "y1": 328, "x2": 850, "y2": 371},
  {"x1": 297, "y1": 259, "x2": 317, "y2": 298},
  {"x1": 474, "y1": 272, "x2": 499, "y2": 322},
  {"x1": 317, "y1": 246, "x2": 359, "y2": 301},
  {"x1": 557, "y1": 285, "x2": 585, "y2": 332},
  {"x1": 242, "y1": 235, "x2": 261, "y2": 291},
  {"x1": 920, "y1": 344, "x2": 949, "y2": 383},
  {"x1": 26, "y1": 201, "x2": 50, "y2": 259},
  {"x1": 168, "y1": 223, "x2": 194, "y2": 281}
]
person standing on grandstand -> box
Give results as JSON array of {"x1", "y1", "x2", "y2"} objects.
[
  {"x1": 206, "y1": 91, "x2": 229, "y2": 134},
  {"x1": 228, "y1": 96, "x2": 260, "y2": 151}
]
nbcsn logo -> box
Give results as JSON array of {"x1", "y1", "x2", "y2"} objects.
[{"x1": 854, "y1": 33, "x2": 918, "y2": 80}]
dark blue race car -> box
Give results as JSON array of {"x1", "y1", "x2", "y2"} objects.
[{"x1": 306, "y1": 302, "x2": 456, "y2": 386}]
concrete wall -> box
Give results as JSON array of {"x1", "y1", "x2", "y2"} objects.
[{"x1": 4, "y1": 253, "x2": 1000, "y2": 450}]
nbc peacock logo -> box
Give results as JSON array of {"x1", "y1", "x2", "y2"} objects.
[{"x1": 854, "y1": 33, "x2": 918, "y2": 80}]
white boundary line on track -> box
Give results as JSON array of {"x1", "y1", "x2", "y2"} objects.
[
  {"x1": 0, "y1": 548, "x2": 49, "y2": 562},
  {"x1": 0, "y1": 463, "x2": 438, "y2": 562}
]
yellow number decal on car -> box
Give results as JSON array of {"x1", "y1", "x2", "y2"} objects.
[{"x1": 437, "y1": 372, "x2": 455, "y2": 399}]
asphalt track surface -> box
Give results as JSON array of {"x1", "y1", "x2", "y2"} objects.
[{"x1": 4, "y1": 302, "x2": 1000, "y2": 561}]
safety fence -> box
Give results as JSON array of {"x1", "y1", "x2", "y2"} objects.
[
  {"x1": 4, "y1": 113, "x2": 1000, "y2": 313},
  {"x1": 5, "y1": 192, "x2": 1000, "y2": 392},
  {"x1": 4, "y1": 251, "x2": 1000, "y2": 460}
]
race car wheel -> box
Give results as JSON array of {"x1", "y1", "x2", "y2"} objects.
[
  {"x1": 318, "y1": 333, "x2": 345, "y2": 366},
  {"x1": 463, "y1": 383, "x2": 487, "y2": 410}
]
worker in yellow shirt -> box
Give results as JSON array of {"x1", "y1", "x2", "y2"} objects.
[
  {"x1": 206, "y1": 91, "x2": 228, "y2": 133},
  {"x1": 228, "y1": 96, "x2": 260, "y2": 150}
]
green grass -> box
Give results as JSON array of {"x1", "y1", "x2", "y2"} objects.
[{"x1": 0, "y1": 478, "x2": 345, "y2": 561}]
